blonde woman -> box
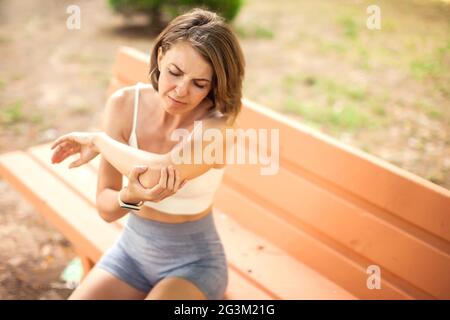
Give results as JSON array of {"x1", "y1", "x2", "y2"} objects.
[{"x1": 50, "y1": 8, "x2": 245, "y2": 300}]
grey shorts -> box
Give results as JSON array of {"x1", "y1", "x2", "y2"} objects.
[{"x1": 96, "y1": 211, "x2": 228, "y2": 300}]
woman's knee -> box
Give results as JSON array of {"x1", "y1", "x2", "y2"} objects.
[{"x1": 68, "y1": 267, "x2": 147, "y2": 300}]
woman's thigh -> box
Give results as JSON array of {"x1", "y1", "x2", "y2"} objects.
[
  {"x1": 68, "y1": 267, "x2": 148, "y2": 300},
  {"x1": 145, "y1": 276, "x2": 207, "y2": 300}
]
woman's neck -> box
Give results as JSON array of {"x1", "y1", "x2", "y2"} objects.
[{"x1": 156, "y1": 96, "x2": 213, "y2": 133}]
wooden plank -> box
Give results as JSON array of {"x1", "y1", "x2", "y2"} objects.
[
  {"x1": 239, "y1": 99, "x2": 450, "y2": 243},
  {"x1": 214, "y1": 209, "x2": 357, "y2": 300},
  {"x1": 112, "y1": 47, "x2": 149, "y2": 85},
  {"x1": 0, "y1": 151, "x2": 121, "y2": 263},
  {"x1": 225, "y1": 267, "x2": 273, "y2": 300},
  {"x1": 220, "y1": 161, "x2": 450, "y2": 299},
  {"x1": 215, "y1": 184, "x2": 432, "y2": 299}
]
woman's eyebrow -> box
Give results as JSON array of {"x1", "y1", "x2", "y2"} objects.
[{"x1": 170, "y1": 63, "x2": 211, "y2": 82}]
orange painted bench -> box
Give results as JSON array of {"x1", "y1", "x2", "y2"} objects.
[{"x1": 0, "y1": 46, "x2": 449, "y2": 300}]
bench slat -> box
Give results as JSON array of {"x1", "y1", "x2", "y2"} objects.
[
  {"x1": 221, "y1": 161, "x2": 450, "y2": 299},
  {"x1": 215, "y1": 183, "x2": 431, "y2": 299},
  {"x1": 239, "y1": 99, "x2": 450, "y2": 243},
  {"x1": 0, "y1": 151, "x2": 120, "y2": 262},
  {"x1": 213, "y1": 208, "x2": 356, "y2": 300}
]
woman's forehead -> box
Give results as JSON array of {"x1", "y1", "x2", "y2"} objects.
[{"x1": 164, "y1": 42, "x2": 213, "y2": 78}]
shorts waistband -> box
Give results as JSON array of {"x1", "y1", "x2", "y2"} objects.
[{"x1": 126, "y1": 211, "x2": 215, "y2": 237}]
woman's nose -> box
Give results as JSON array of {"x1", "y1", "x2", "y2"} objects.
[{"x1": 175, "y1": 79, "x2": 188, "y2": 97}]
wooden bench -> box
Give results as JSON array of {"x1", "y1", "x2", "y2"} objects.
[{"x1": 1, "y1": 46, "x2": 449, "y2": 300}]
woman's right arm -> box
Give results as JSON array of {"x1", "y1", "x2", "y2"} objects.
[
  {"x1": 95, "y1": 88, "x2": 184, "y2": 222},
  {"x1": 95, "y1": 88, "x2": 131, "y2": 223}
]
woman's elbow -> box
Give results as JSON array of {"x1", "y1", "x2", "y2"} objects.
[{"x1": 138, "y1": 167, "x2": 161, "y2": 189}]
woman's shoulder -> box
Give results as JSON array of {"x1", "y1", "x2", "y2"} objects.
[
  {"x1": 104, "y1": 85, "x2": 140, "y2": 141},
  {"x1": 110, "y1": 82, "x2": 156, "y2": 103}
]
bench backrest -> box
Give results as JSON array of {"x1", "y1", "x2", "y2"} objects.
[{"x1": 108, "y1": 47, "x2": 450, "y2": 299}]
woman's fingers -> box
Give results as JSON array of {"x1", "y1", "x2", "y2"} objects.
[
  {"x1": 129, "y1": 165, "x2": 148, "y2": 182},
  {"x1": 50, "y1": 134, "x2": 73, "y2": 150},
  {"x1": 136, "y1": 166, "x2": 184, "y2": 202},
  {"x1": 158, "y1": 167, "x2": 168, "y2": 189},
  {"x1": 144, "y1": 182, "x2": 167, "y2": 201},
  {"x1": 51, "y1": 132, "x2": 92, "y2": 151},
  {"x1": 173, "y1": 168, "x2": 182, "y2": 192},
  {"x1": 167, "y1": 166, "x2": 175, "y2": 191},
  {"x1": 51, "y1": 141, "x2": 77, "y2": 163}
]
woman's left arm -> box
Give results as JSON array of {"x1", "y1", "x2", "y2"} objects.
[
  {"x1": 52, "y1": 117, "x2": 234, "y2": 189},
  {"x1": 93, "y1": 117, "x2": 234, "y2": 189}
]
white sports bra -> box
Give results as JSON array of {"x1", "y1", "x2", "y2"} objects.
[{"x1": 125, "y1": 82, "x2": 225, "y2": 215}]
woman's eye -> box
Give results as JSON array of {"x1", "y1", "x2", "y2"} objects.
[
  {"x1": 169, "y1": 70, "x2": 206, "y2": 89},
  {"x1": 168, "y1": 70, "x2": 180, "y2": 77}
]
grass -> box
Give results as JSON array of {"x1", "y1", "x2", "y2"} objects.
[
  {"x1": 280, "y1": 73, "x2": 390, "y2": 133},
  {"x1": 1, "y1": 100, "x2": 25, "y2": 125},
  {"x1": 70, "y1": 104, "x2": 92, "y2": 116},
  {"x1": 63, "y1": 53, "x2": 110, "y2": 65},
  {"x1": 0, "y1": 34, "x2": 12, "y2": 44},
  {"x1": 91, "y1": 70, "x2": 112, "y2": 87},
  {"x1": 338, "y1": 15, "x2": 359, "y2": 41},
  {"x1": 1, "y1": 100, "x2": 47, "y2": 127},
  {"x1": 282, "y1": 74, "x2": 368, "y2": 102},
  {"x1": 29, "y1": 112, "x2": 45, "y2": 125},
  {"x1": 417, "y1": 100, "x2": 444, "y2": 120},
  {"x1": 409, "y1": 40, "x2": 450, "y2": 80},
  {"x1": 283, "y1": 97, "x2": 373, "y2": 133},
  {"x1": 235, "y1": 24, "x2": 274, "y2": 39}
]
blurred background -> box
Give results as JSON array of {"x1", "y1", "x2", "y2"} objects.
[{"x1": 0, "y1": 0, "x2": 448, "y2": 299}]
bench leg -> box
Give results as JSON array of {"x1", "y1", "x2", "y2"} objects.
[
  {"x1": 79, "y1": 255, "x2": 95, "y2": 281},
  {"x1": 73, "y1": 248, "x2": 95, "y2": 281}
]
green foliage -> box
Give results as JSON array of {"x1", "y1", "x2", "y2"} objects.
[
  {"x1": 235, "y1": 24, "x2": 274, "y2": 39},
  {"x1": 108, "y1": 0, "x2": 243, "y2": 22},
  {"x1": 109, "y1": 0, "x2": 163, "y2": 15},
  {"x1": 1, "y1": 100, "x2": 24, "y2": 125},
  {"x1": 283, "y1": 97, "x2": 373, "y2": 133},
  {"x1": 338, "y1": 15, "x2": 358, "y2": 40}
]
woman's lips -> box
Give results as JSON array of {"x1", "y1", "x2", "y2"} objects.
[{"x1": 168, "y1": 96, "x2": 186, "y2": 104}]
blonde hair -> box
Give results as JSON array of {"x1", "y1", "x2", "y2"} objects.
[{"x1": 148, "y1": 8, "x2": 245, "y2": 125}]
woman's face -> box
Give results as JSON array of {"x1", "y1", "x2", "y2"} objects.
[{"x1": 157, "y1": 41, "x2": 213, "y2": 116}]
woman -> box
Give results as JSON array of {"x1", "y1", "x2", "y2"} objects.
[{"x1": 50, "y1": 8, "x2": 245, "y2": 300}]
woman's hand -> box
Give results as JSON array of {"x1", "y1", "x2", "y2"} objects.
[
  {"x1": 50, "y1": 131, "x2": 100, "y2": 169},
  {"x1": 121, "y1": 165, "x2": 187, "y2": 204}
]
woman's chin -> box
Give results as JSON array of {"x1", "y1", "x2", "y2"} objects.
[
  {"x1": 163, "y1": 104, "x2": 187, "y2": 115},
  {"x1": 163, "y1": 97, "x2": 189, "y2": 113}
]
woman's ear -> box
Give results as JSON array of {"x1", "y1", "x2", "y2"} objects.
[{"x1": 157, "y1": 47, "x2": 163, "y2": 70}]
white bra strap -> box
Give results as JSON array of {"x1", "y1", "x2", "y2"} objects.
[{"x1": 131, "y1": 82, "x2": 141, "y2": 138}]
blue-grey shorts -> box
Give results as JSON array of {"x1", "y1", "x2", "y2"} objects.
[{"x1": 96, "y1": 210, "x2": 228, "y2": 300}]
